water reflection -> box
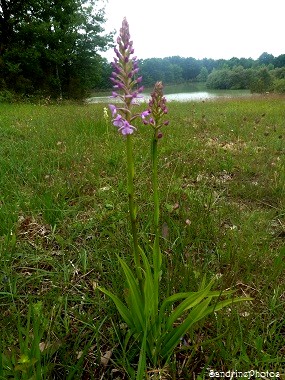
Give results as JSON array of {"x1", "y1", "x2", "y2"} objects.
[
  {"x1": 87, "y1": 88, "x2": 251, "y2": 104},
  {"x1": 165, "y1": 92, "x2": 215, "y2": 101}
]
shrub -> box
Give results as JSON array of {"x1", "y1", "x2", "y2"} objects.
[
  {"x1": 273, "y1": 78, "x2": 285, "y2": 93},
  {"x1": 0, "y1": 89, "x2": 17, "y2": 103}
]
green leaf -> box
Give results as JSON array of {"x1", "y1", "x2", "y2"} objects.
[
  {"x1": 153, "y1": 235, "x2": 162, "y2": 274},
  {"x1": 165, "y1": 280, "x2": 214, "y2": 331},
  {"x1": 160, "y1": 292, "x2": 195, "y2": 316},
  {"x1": 136, "y1": 327, "x2": 148, "y2": 380},
  {"x1": 139, "y1": 247, "x2": 156, "y2": 318},
  {"x1": 161, "y1": 297, "x2": 212, "y2": 360},
  {"x1": 97, "y1": 287, "x2": 134, "y2": 330},
  {"x1": 139, "y1": 247, "x2": 160, "y2": 359},
  {"x1": 161, "y1": 295, "x2": 253, "y2": 361},
  {"x1": 18, "y1": 354, "x2": 30, "y2": 364},
  {"x1": 119, "y1": 258, "x2": 145, "y2": 332},
  {"x1": 205, "y1": 296, "x2": 254, "y2": 315}
]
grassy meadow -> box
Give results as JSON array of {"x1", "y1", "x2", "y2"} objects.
[{"x1": 0, "y1": 96, "x2": 285, "y2": 379}]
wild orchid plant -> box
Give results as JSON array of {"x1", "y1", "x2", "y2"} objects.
[{"x1": 98, "y1": 18, "x2": 252, "y2": 379}]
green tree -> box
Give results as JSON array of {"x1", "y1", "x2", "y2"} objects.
[
  {"x1": 250, "y1": 67, "x2": 273, "y2": 93},
  {"x1": 0, "y1": 0, "x2": 113, "y2": 98},
  {"x1": 181, "y1": 57, "x2": 200, "y2": 81},
  {"x1": 139, "y1": 58, "x2": 166, "y2": 85},
  {"x1": 230, "y1": 66, "x2": 252, "y2": 89},
  {"x1": 206, "y1": 68, "x2": 233, "y2": 89},
  {"x1": 272, "y1": 67, "x2": 285, "y2": 79},
  {"x1": 274, "y1": 54, "x2": 285, "y2": 68},
  {"x1": 273, "y1": 78, "x2": 285, "y2": 93},
  {"x1": 196, "y1": 67, "x2": 208, "y2": 82},
  {"x1": 258, "y1": 52, "x2": 275, "y2": 66}
]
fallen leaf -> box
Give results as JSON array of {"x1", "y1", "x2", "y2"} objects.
[
  {"x1": 173, "y1": 203, "x2": 179, "y2": 210},
  {"x1": 161, "y1": 223, "x2": 169, "y2": 239},
  {"x1": 39, "y1": 342, "x2": 48, "y2": 352},
  {"x1": 101, "y1": 350, "x2": 112, "y2": 367}
]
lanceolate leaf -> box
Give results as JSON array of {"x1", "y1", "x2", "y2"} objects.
[
  {"x1": 160, "y1": 295, "x2": 253, "y2": 360},
  {"x1": 205, "y1": 296, "x2": 254, "y2": 315},
  {"x1": 139, "y1": 247, "x2": 160, "y2": 358},
  {"x1": 160, "y1": 288, "x2": 236, "y2": 318},
  {"x1": 97, "y1": 287, "x2": 134, "y2": 330},
  {"x1": 160, "y1": 297, "x2": 213, "y2": 359},
  {"x1": 136, "y1": 326, "x2": 148, "y2": 380},
  {"x1": 165, "y1": 281, "x2": 214, "y2": 331},
  {"x1": 139, "y1": 247, "x2": 156, "y2": 317},
  {"x1": 118, "y1": 257, "x2": 145, "y2": 332}
]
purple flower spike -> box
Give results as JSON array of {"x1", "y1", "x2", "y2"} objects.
[
  {"x1": 146, "y1": 81, "x2": 169, "y2": 132},
  {"x1": 108, "y1": 17, "x2": 146, "y2": 136}
]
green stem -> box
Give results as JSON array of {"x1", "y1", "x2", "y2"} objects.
[
  {"x1": 151, "y1": 131, "x2": 162, "y2": 283},
  {"x1": 126, "y1": 134, "x2": 142, "y2": 282},
  {"x1": 152, "y1": 134, "x2": 159, "y2": 236}
]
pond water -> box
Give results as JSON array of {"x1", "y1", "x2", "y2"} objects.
[{"x1": 87, "y1": 84, "x2": 251, "y2": 104}]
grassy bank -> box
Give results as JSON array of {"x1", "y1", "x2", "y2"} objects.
[{"x1": 0, "y1": 96, "x2": 285, "y2": 379}]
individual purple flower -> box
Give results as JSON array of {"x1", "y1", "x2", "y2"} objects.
[
  {"x1": 112, "y1": 114, "x2": 124, "y2": 128},
  {"x1": 118, "y1": 120, "x2": 136, "y2": 135},
  {"x1": 109, "y1": 104, "x2": 117, "y2": 117},
  {"x1": 111, "y1": 114, "x2": 136, "y2": 135},
  {"x1": 141, "y1": 110, "x2": 150, "y2": 119}
]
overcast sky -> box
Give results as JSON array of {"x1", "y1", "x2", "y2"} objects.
[{"x1": 101, "y1": 0, "x2": 284, "y2": 61}]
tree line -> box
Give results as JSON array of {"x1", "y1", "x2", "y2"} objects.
[
  {"x1": 1, "y1": 0, "x2": 285, "y2": 100},
  {"x1": 138, "y1": 53, "x2": 285, "y2": 93}
]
